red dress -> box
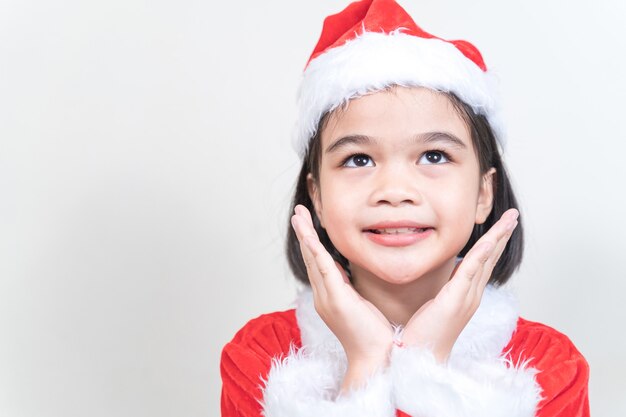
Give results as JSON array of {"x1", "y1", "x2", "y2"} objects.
[{"x1": 221, "y1": 286, "x2": 589, "y2": 417}]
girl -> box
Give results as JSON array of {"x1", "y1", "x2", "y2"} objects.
[{"x1": 221, "y1": 0, "x2": 590, "y2": 416}]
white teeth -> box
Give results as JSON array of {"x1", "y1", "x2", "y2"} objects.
[{"x1": 375, "y1": 227, "x2": 426, "y2": 234}]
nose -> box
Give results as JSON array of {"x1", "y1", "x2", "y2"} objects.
[{"x1": 368, "y1": 164, "x2": 422, "y2": 207}]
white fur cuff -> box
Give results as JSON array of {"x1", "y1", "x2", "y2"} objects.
[
  {"x1": 262, "y1": 347, "x2": 395, "y2": 417},
  {"x1": 390, "y1": 345, "x2": 542, "y2": 417}
]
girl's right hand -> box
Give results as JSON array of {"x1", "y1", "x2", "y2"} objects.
[{"x1": 290, "y1": 204, "x2": 394, "y2": 391}]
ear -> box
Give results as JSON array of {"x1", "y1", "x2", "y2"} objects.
[
  {"x1": 306, "y1": 173, "x2": 325, "y2": 228},
  {"x1": 475, "y1": 167, "x2": 496, "y2": 225}
]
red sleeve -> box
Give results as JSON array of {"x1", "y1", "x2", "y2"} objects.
[
  {"x1": 504, "y1": 318, "x2": 590, "y2": 417},
  {"x1": 220, "y1": 310, "x2": 301, "y2": 417}
]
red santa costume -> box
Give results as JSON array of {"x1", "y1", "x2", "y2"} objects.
[
  {"x1": 220, "y1": 1, "x2": 590, "y2": 416},
  {"x1": 221, "y1": 286, "x2": 589, "y2": 416}
]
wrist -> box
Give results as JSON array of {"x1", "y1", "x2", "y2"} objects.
[
  {"x1": 340, "y1": 354, "x2": 389, "y2": 394},
  {"x1": 398, "y1": 340, "x2": 451, "y2": 364},
  {"x1": 433, "y1": 348, "x2": 450, "y2": 364}
]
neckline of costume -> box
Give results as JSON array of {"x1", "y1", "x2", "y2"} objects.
[{"x1": 294, "y1": 284, "x2": 520, "y2": 360}]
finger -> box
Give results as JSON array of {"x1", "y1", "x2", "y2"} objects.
[
  {"x1": 294, "y1": 204, "x2": 317, "y2": 236},
  {"x1": 292, "y1": 205, "x2": 328, "y2": 276},
  {"x1": 447, "y1": 240, "x2": 494, "y2": 297},
  {"x1": 466, "y1": 240, "x2": 493, "y2": 281},
  {"x1": 291, "y1": 214, "x2": 327, "y2": 297},
  {"x1": 303, "y1": 235, "x2": 347, "y2": 295},
  {"x1": 477, "y1": 220, "x2": 518, "y2": 290},
  {"x1": 292, "y1": 210, "x2": 344, "y2": 297},
  {"x1": 472, "y1": 210, "x2": 518, "y2": 290},
  {"x1": 463, "y1": 209, "x2": 516, "y2": 287},
  {"x1": 487, "y1": 209, "x2": 519, "y2": 241},
  {"x1": 296, "y1": 204, "x2": 316, "y2": 231},
  {"x1": 296, "y1": 206, "x2": 349, "y2": 292}
]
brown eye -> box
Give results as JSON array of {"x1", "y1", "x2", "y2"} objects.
[
  {"x1": 344, "y1": 154, "x2": 374, "y2": 168},
  {"x1": 419, "y1": 151, "x2": 449, "y2": 165}
]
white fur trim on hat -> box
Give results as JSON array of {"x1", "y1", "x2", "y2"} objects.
[{"x1": 293, "y1": 30, "x2": 505, "y2": 158}]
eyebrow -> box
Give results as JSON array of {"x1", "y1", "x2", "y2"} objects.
[
  {"x1": 325, "y1": 131, "x2": 467, "y2": 154},
  {"x1": 325, "y1": 135, "x2": 376, "y2": 154},
  {"x1": 420, "y1": 132, "x2": 467, "y2": 149}
]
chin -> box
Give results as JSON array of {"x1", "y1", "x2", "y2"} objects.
[
  {"x1": 358, "y1": 257, "x2": 456, "y2": 286},
  {"x1": 382, "y1": 275, "x2": 421, "y2": 286},
  {"x1": 371, "y1": 265, "x2": 431, "y2": 285}
]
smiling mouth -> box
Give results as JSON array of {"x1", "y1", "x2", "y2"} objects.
[
  {"x1": 366, "y1": 227, "x2": 433, "y2": 235},
  {"x1": 363, "y1": 226, "x2": 434, "y2": 247}
]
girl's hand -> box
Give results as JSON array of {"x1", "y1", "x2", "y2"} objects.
[
  {"x1": 290, "y1": 204, "x2": 394, "y2": 390},
  {"x1": 401, "y1": 209, "x2": 520, "y2": 363}
]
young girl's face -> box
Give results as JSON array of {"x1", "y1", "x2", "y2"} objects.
[{"x1": 307, "y1": 86, "x2": 495, "y2": 285}]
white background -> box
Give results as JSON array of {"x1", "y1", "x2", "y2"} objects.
[{"x1": 1, "y1": 0, "x2": 625, "y2": 416}]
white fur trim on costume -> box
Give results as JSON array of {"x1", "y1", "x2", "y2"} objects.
[
  {"x1": 391, "y1": 346, "x2": 542, "y2": 417},
  {"x1": 296, "y1": 284, "x2": 519, "y2": 360},
  {"x1": 262, "y1": 284, "x2": 540, "y2": 416},
  {"x1": 261, "y1": 346, "x2": 395, "y2": 417},
  {"x1": 295, "y1": 287, "x2": 343, "y2": 355},
  {"x1": 293, "y1": 30, "x2": 505, "y2": 158}
]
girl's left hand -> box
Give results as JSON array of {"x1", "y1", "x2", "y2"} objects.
[{"x1": 401, "y1": 209, "x2": 519, "y2": 363}]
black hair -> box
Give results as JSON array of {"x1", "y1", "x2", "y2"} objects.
[{"x1": 285, "y1": 90, "x2": 523, "y2": 287}]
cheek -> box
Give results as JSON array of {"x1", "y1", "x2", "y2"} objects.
[
  {"x1": 320, "y1": 213, "x2": 359, "y2": 262},
  {"x1": 318, "y1": 183, "x2": 360, "y2": 248},
  {"x1": 318, "y1": 177, "x2": 353, "y2": 216},
  {"x1": 431, "y1": 176, "x2": 482, "y2": 223},
  {"x1": 320, "y1": 196, "x2": 354, "y2": 234}
]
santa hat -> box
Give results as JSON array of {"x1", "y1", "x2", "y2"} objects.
[{"x1": 293, "y1": 0, "x2": 504, "y2": 158}]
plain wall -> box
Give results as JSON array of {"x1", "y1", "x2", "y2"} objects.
[{"x1": 0, "y1": 0, "x2": 625, "y2": 416}]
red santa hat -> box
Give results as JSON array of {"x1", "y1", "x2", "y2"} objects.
[{"x1": 293, "y1": 0, "x2": 504, "y2": 158}]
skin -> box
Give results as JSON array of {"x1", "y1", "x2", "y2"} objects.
[{"x1": 290, "y1": 86, "x2": 519, "y2": 394}]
